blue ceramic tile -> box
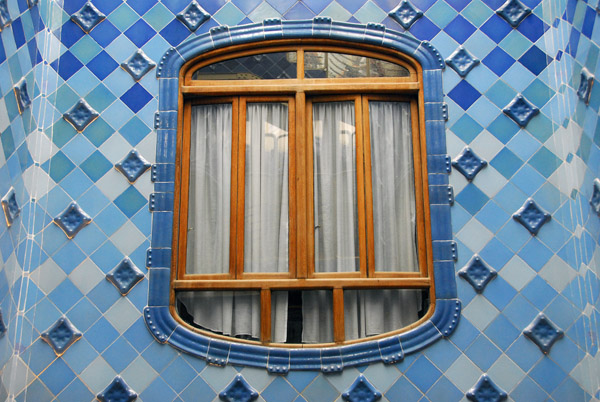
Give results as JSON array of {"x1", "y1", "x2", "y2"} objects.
[
  {"x1": 518, "y1": 46, "x2": 551, "y2": 76},
  {"x1": 490, "y1": 148, "x2": 523, "y2": 179},
  {"x1": 452, "y1": 147, "x2": 487, "y2": 181},
  {"x1": 106, "y1": 257, "x2": 144, "y2": 296},
  {"x1": 71, "y1": 2, "x2": 106, "y2": 33},
  {"x1": 41, "y1": 316, "x2": 82, "y2": 355},
  {"x1": 444, "y1": 15, "x2": 476, "y2": 44},
  {"x1": 219, "y1": 374, "x2": 259, "y2": 402},
  {"x1": 405, "y1": 356, "x2": 442, "y2": 393},
  {"x1": 524, "y1": 313, "x2": 563, "y2": 354},
  {"x1": 517, "y1": 13, "x2": 548, "y2": 43},
  {"x1": 97, "y1": 376, "x2": 137, "y2": 402},
  {"x1": 177, "y1": 1, "x2": 210, "y2": 32},
  {"x1": 124, "y1": 19, "x2": 157, "y2": 48},
  {"x1": 80, "y1": 151, "x2": 113, "y2": 182},
  {"x1": 113, "y1": 187, "x2": 147, "y2": 218},
  {"x1": 388, "y1": 0, "x2": 422, "y2": 29},
  {"x1": 86, "y1": 317, "x2": 120, "y2": 353},
  {"x1": 51, "y1": 51, "x2": 84, "y2": 80},
  {"x1": 120, "y1": 83, "x2": 153, "y2": 113},
  {"x1": 261, "y1": 376, "x2": 298, "y2": 402},
  {"x1": 53, "y1": 202, "x2": 92, "y2": 239},
  {"x1": 521, "y1": 276, "x2": 557, "y2": 310},
  {"x1": 484, "y1": 314, "x2": 520, "y2": 350},
  {"x1": 102, "y1": 337, "x2": 139, "y2": 373},
  {"x1": 87, "y1": 50, "x2": 119, "y2": 80},
  {"x1": 466, "y1": 374, "x2": 507, "y2": 402},
  {"x1": 409, "y1": 16, "x2": 441, "y2": 41},
  {"x1": 455, "y1": 183, "x2": 489, "y2": 215},
  {"x1": 385, "y1": 377, "x2": 422, "y2": 402},
  {"x1": 39, "y1": 358, "x2": 77, "y2": 395},
  {"x1": 458, "y1": 255, "x2": 497, "y2": 293},
  {"x1": 482, "y1": 47, "x2": 515, "y2": 77},
  {"x1": 115, "y1": 149, "x2": 151, "y2": 183},
  {"x1": 448, "y1": 80, "x2": 481, "y2": 110},
  {"x1": 1, "y1": 187, "x2": 20, "y2": 227}
]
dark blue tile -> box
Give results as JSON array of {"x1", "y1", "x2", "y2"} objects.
[
  {"x1": 522, "y1": 276, "x2": 557, "y2": 310},
  {"x1": 485, "y1": 314, "x2": 520, "y2": 350},
  {"x1": 50, "y1": 51, "x2": 84, "y2": 80},
  {"x1": 519, "y1": 46, "x2": 551, "y2": 75},
  {"x1": 482, "y1": 47, "x2": 515, "y2": 77},
  {"x1": 567, "y1": 28, "x2": 580, "y2": 57},
  {"x1": 529, "y1": 358, "x2": 567, "y2": 394},
  {"x1": 87, "y1": 50, "x2": 119, "y2": 80},
  {"x1": 465, "y1": 335, "x2": 502, "y2": 370},
  {"x1": 103, "y1": 337, "x2": 138, "y2": 372},
  {"x1": 38, "y1": 358, "x2": 76, "y2": 395},
  {"x1": 89, "y1": 20, "x2": 120, "y2": 47},
  {"x1": 63, "y1": 0, "x2": 87, "y2": 14},
  {"x1": 48, "y1": 279, "x2": 84, "y2": 313},
  {"x1": 446, "y1": 0, "x2": 469, "y2": 11},
  {"x1": 127, "y1": 0, "x2": 154, "y2": 15},
  {"x1": 27, "y1": 39, "x2": 43, "y2": 66},
  {"x1": 86, "y1": 317, "x2": 119, "y2": 353},
  {"x1": 481, "y1": 14, "x2": 512, "y2": 43},
  {"x1": 0, "y1": 36, "x2": 5, "y2": 64},
  {"x1": 405, "y1": 356, "x2": 442, "y2": 393},
  {"x1": 444, "y1": 14, "x2": 476, "y2": 43},
  {"x1": 94, "y1": 0, "x2": 122, "y2": 15},
  {"x1": 518, "y1": 238, "x2": 552, "y2": 272},
  {"x1": 120, "y1": 83, "x2": 153, "y2": 113},
  {"x1": 581, "y1": 5, "x2": 596, "y2": 38},
  {"x1": 481, "y1": 0, "x2": 504, "y2": 9},
  {"x1": 448, "y1": 80, "x2": 481, "y2": 110},
  {"x1": 410, "y1": 16, "x2": 440, "y2": 41},
  {"x1": 517, "y1": 13, "x2": 548, "y2": 42},
  {"x1": 231, "y1": 0, "x2": 262, "y2": 14},
  {"x1": 159, "y1": 19, "x2": 190, "y2": 47},
  {"x1": 124, "y1": 19, "x2": 156, "y2": 47},
  {"x1": 11, "y1": 18, "x2": 26, "y2": 49},
  {"x1": 161, "y1": 0, "x2": 192, "y2": 13},
  {"x1": 409, "y1": 0, "x2": 436, "y2": 11}
]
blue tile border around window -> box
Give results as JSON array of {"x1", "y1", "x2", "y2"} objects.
[{"x1": 146, "y1": 18, "x2": 459, "y2": 372}]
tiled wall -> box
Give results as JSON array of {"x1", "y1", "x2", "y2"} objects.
[{"x1": 0, "y1": 0, "x2": 599, "y2": 400}]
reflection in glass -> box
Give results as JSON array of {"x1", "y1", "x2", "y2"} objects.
[
  {"x1": 192, "y1": 52, "x2": 297, "y2": 80},
  {"x1": 305, "y1": 52, "x2": 410, "y2": 78}
]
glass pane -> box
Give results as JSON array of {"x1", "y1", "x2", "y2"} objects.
[
  {"x1": 244, "y1": 103, "x2": 289, "y2": 273},
  {"x1": 305, "y1": 52, "x2": 410, "y2": 78},
  {"x1": 369, "y1": 101, "x2": 418, "y2": 272},
  {"x1": 272, "y1": 290, "x2": 334, "y2": 343},
  {"x1": 177, "y1": 291, "x2": 260, "y2": 340},
  {"x1": 187, "y1": 104, "x2": 232, "y2": 274},
  {"x1": 192, "y1": 52, "x2": 297, "y2": 80},
  {"x1": 313, "y1": 102, "x2": 359, "y2": 273},
  {"x1": 343, "y1": 289, "x2": 425, "y2": 340}
]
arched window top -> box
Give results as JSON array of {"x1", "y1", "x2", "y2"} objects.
[{"x1": 148, "y1": 19, "x2": 458, "y2": 372}]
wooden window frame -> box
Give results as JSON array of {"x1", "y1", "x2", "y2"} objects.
[{"x1": 172, "y1": 40, "x2": 434, "y2": 346}]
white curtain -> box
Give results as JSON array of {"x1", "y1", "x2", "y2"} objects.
[
  {"x1": 180, "y1": 102, "x2": 290, "y2": 342},
  {"x1": 304, "y1": 101, "x2": 419, "y2": 343}
]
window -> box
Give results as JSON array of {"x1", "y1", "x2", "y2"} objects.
[{"x1": 172, "y1": 42, "x2": 432, "y2": 345}]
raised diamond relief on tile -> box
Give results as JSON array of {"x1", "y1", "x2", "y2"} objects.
[
  {"x1": 97, "y1": 376, "x2": 137, "y2": 402},
  {"x1": 513, "y1": 198, "x2": 550, "y2": 235},
  {"x1": 452, "y1": 147, "x2": 487, "y2": 181},
  {"x1": 0, "y1": 309, "x2": 5, "y2": 338},
  {"x1": 466, "y1": 374, "x2": 507, "y2": 402},
  {"x1": 115, "y1": 150, "x2": 152, "y2": 183},
  {"x1": 446, "y1": 47, "x2": 480, "y2": 78},
  {"x1": 458, "y1": 255, "x2": 497, "y2": 293},
  {"x1": 219, "y1": 374, "x2": 258, "y2": 402},
  {"x1": 590, "y1": 178, "x2": 600, "y2": 216},
  {"x1": 53, "y1": 202, "x2": 92, "y2": 239},
  {"x1": 342, "y1": 374, "x2": 382, "y2": 402},
  {"x1": 14, "y1": 77, "x2": 31, "y2": 114},
  {"x1": 524, "y1": 313, "x2": 563, "y2": 354},
  {"x1": 1, "y1": 187, "x2": 20, "y2": 227},
  {"x1": 121, "y1": 50, "x2": 156, "y2": 81},
  {"x1": 577, "y1": 67, "x2": 594, "y2": 105},
  {"x1": 503, "y1": 95, "x2": 539, "y2": 128},
  {"x1": 0, "y1": 0, "x2": 11, "y2": 30},
  {"x1": 106, "y1": 258, "x2": 145, "y2": 296},
  {"x1": 63, "y1": 99, "x2": 99, "y2": 132},
  {"x1": 177, "y1": 0, "x2": 210, "y2": 32},
  {"x1": 41, "y1": 317, "x2": 82, "y2": 355},
  {"x1": 71, "y1": 1, "x2": 105, "y2": 33},
  {"x1": 389, "y1": 0, "x2": 423, "y2": 29},
  {"x1": 497, "y1": 0, "x2": 531, "y2": 28},
  {"x1": 27, "y1": 0, "x2": 39, "y2": 8}
]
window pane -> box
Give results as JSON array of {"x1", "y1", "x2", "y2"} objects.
[
  {"x1": 177, "y1": 291, "x2": 260, "y2": 340},
  {"x1": 272, "y1": 290, "x2": 334, "y2": 343},
  {"x1": 305, "y1": 52, "x2": 410, "y2": 78},
  {"x1": 192, "y1": 52, "x2": 297, "y2": 80},
  {"x1": 244, "y1": 103, "x2": 289, "y2": 273},
  {"x1": 369, "y1": 101, "x2": 418, "y2": 272},
  {"x1": 313, "y1": 102, "x2": 359, "y2": 273},
  {"x1": 187, "y1": 104, "x2": 233, "y2": 274},
  {"x1": 344, "y1": 289, "x2": 425, "y2": 340}
]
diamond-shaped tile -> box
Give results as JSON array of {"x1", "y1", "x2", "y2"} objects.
[
  {"x1": 577, "y1": 67, "x2": 594, "y2": 105},
  {"x1": 0, "y1": 309, "x2": 6, "y2": 338},
  {"x1": 513, "y1": 198, "x2": 550, "y2": 235},
  {"x1": 452, "y1": 147, "x2": 487, "y2": 181},
  {"x1": 342, "y1": 374, "x2": 382, "y2": 402},
  {"x1": 446, "y1": 46, "x2": 480, "y2": 77},
  {"x1": 115, "y1": 150, "x2": 151, "y2": 183},
  {"x1": 458, "y1": 255, "x2": 497, "y2": 293},
  {"x1": 466, "y1": 374, "x2": 507, "y2": 402},
  {"x1": 389, "y1": 0, "x2": 423, "y2": 29},
  {"x1": 219, "y1": 374, "x2": 258, "y2": 402},
  {"x1": 523, "y1": 313, "x2": 563, "y2": 354},
  {"x1": 590, "y1": 178, "x2": 600, "y2": 216},
  {"x1": 0, "y1": 0, "x2": 11, "y2": 31},
  {"x1": 497, "y1": 0, "x2": 531, "y2": 28},
  {"x1": 71, "y1": 1, "x2": 105, "y2": 33},
  {"x1": 121, "y1": 49, "x2": 156, "y2": 81},
  {"x1": 177, "y1": 0, "x2": 210, "y2": 32},
  {"x1": 14, "y1": 77, "x2": 31, "y2": 114},
  {"x1": 41, "y1": 317, "x2": 82, "y2": 355},
  {"x1": 53, "y1": 202, "x2": 92, "y2": 239},
  {"x1": 27, "y1": 0, "x2": 39, "y2": 8},
  {"x1": 1, "y1": 187, "x2": 20, "y2": 227},
  {"x1": 106, "y1": 258, "x2": 144, "y2": 296},
  {"x1": 97, "y1": 376, "x2": 137, "y2": 402},
  {"x1": 63, "y1": 99, "x2": 99, "y2": 132},
  {"x1": 503, "y1": 95, "x2": 539, "y2": 128}
]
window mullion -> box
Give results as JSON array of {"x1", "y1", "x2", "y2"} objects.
[
  {"x1": 361, "y1": 96, "x2": 376, "y2": 278},
  {"x1": 354, "y1": 96, "x2": 369, "y2": 279},
  {"x1": 260, "y1": 289, "x2": 271, "y2": 342},
  {"x1": 235, "y1": 97, "x2": 246, "y2": 278},
  {"x1": 332, "y1": 287, "x2": 345, "y2": 342},
  {"x1": 297, "y1": 92, "x2": 309, "y2": 279}
]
